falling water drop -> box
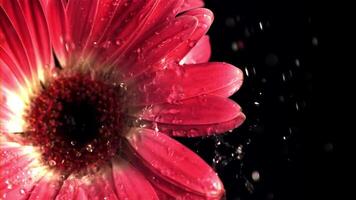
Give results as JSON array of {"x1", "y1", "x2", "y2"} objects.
[{"x1": 86, "y1": 144, "x2": 94, "y2": 152}]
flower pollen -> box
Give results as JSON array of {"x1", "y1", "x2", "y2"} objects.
[{"x1": 24, "y1": 74, "x2": 123, "y2": 174}]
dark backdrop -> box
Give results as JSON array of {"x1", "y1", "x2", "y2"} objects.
[{"x1": 177, "y1": 0, "x2": 316, "y2": 199}]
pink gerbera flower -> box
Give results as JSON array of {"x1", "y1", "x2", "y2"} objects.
[{"x1": 0, "y1": 0, "x2": 245, "y2": 199}]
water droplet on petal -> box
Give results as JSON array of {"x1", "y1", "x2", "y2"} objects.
[
  {"x1": 19, "y1": 188, "x2": 26, "y2": 195},
  {"x1": 49, "y1": 160, "x2": 57, "y2": 166}
]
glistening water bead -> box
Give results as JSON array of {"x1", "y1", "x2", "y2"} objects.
[{"x1": 24, "y1": 74, "x2": 124, "y2": 174}]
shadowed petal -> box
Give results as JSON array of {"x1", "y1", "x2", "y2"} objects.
[
  {"x1": 127, "y1": 62, "x2": 243, "y2": 106},
  {"x1": 112, "y1": 158, "x2": 158, "y2": 200},
  {"x1": 126, "y1": 128, "x2": 224, "y2": 199},
  {"x1": 132, "y1": 95, "x2": 245, "y2": 137}
]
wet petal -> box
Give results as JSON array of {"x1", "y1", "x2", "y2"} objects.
[
  {"x1": 55, "y1": 165, "x2": 118, "y2": 200},
  {"x1": 28, "y1": 172, "x2": 64, "y2": 200},
  {"x1": 91, "y1": 0, "x2": 184, "y2": 67},
  {"x1": 166, "y1": 8, "x2": 213, "y2": 64},
  {"x1": 127, "y1": 62, "x2": 243, "y2": 106},
  {"x1": 108, "y1": 15, "x2": 198, "y2": 81},
  {"x1": 132, "y1": 95, "x2": 245, "y2": 137},
  {"x1": 66, "y1": 0, "x2": 99, "y2": 54},
  {"x1": 126, "y1": 128, "x2": 224, "y2": 199},
  {"x1": 112, "y1": 158, "x2": 158, "y2": 200},
  {"x1": 0, "y1": 140, "x2": 46, "y2": 200}
]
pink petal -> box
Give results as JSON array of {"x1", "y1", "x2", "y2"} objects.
[
  {"x1": 66, "y1": 0, "x2": 99, "y2": 54},
  {"x1": 1, "y1": 0, "x2": 37, "y2": 72},
  {"x1": 0, "y1": 47, "x2": 26, "y2": 90},
  {"x1": 0, "y1": 7, "x2": 32, "y2": 82},
  {"x1": 91, "y1": 0, "x2": 185, "y2": 67},
  {"x1": 126, "y1": 128, "x2": 224, "y2": 199},
  {"x1": 127, "y1": 62, "x2": 243, "y2": 106},
  {"x1": 132, "y1": 95, "x2": 245, "y2": 137},
  {"x1": 180, "y1": 0, "x2": 205, "y2": 12},
  {"x1": 0, "y1": 141, "x2": 45, "y2": 199},
  {"x1": 181, "y1": 35, "x2": 211, "y2": 64},
  {"x1": 111, "y1": 158, "x2": 159, "y2": 200},
  {"x1": 46, "y1": 0, "x2": 69, "y2": 67},
  {"x1": 1, "y1": 0, "x2": 53, "y2": 77},
  {"x1": 106, "y1": 15, "x2": 198, "y2": 81},
  {"x1": 28, "y1": 172, "x2": 63, "y2": 200},
  {"x1": 18, "y1": 0, "x2": 53, "y2": 69},
  {"x1": 166, "y1": 8, "x2": 213, "y2": 64},
  {"x1": 56, "y1": 165, "x2": 118, "y2": 200}
]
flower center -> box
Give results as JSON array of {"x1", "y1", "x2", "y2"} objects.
[{"x1": 25, "y1": 74, "x2": 123, "y2": 174}]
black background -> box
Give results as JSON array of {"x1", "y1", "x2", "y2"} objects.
[{"x1": 178, "y1": 0, "x2": 318, "y2": 199}]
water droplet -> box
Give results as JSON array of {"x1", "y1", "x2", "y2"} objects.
[
  {"x1": 282, "y1": 73, "x2": 286, "y2": 82},
  {"x1": 231, "y1": 42, "x2": 239, "y2": 51},
  {"x1": 251, "y1": 171, "x2": 260, "y2": 181},
  {"x1": 86, "y1": 144, "x2": 94, "y2": 152},
  {"x1": 258, "y1": 22, "x2": 263, "y2": 30},
  {"x1": 225, "y1": 17, "x2": 236, "y2": 27},
  {"x1": 115, "y1": 39, "x2": 122, "y2": 46},
  {"x1": 295, "y1": 59, "x2": 300, "y2": 67},
  {"x1": 19, "y1": 188, "x2": 26, "y2": 195},
  {"x1": 312, "y1": 37, "x2": 318, "y2": 46},
  {"x1": 265, "y1": 53, "x2": 279, "y2": 66},
  {"x1": 102, "y1": 40, "x2": 112, "y2": 49},
  {"x1": 244, "y1": 67, "x2": 249, "y2": 77},
  {"x1": 188, "y1": 41, "x2": 196, "y2": 48},
  {"x1": 324, "y1": 143, "x2": 334, "y2": 152},
  {"x1": 49, "y1": 160, "x2": 57, "y2": 166}
]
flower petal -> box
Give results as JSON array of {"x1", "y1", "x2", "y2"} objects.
[
  {"x1": 66, "y1": 0, "x2": 99, "y2": 55},
  {"x1": 0, "y1": 7, "x2": 32, "y2": 83},
  {"x1": 127, "y1": 62, "x2": 243, "y2": 106},
  {"x1": 107, "y1": 15, "x2": 198, "y2": 81},
  {"x1": 56, "y1": 165, "x2": 118, "y2": 200},
  {"x1": 1, "y1": 0, "x2": 53, "y2": 81},
  {"x1": 181, "y1": 35, "x2": 211, "y2": 64},
  {"x1": 17, "y1": 0, "x2": 53, "y2": 70},
  {"x1": 28, "y1": 172, "x2": 63, "y2": 200},
  {"x1": 0, "y1": 140, "x2": 46, "y2": 199},
  {"x1": 180, "y1": 0, "x2": 204, "y2": 12},
  {"x1": 166, "y1": 8, "x2": 213, "y2": 64},
  {"x1": 112, "y1": 158, "x2": 159, "y2": 200},
  {"x1": 46, "y1": 0, "x2": 69, "y2": 67},
  {"x1": 126, "y1": 128, "x2": 224, "y2": 199},
  {"x1": 132, "y1": 95, "x2": 245, "y2": 137},
  {"x1": 90, "y1": 0, "x2": 184, "y2": 66}
]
